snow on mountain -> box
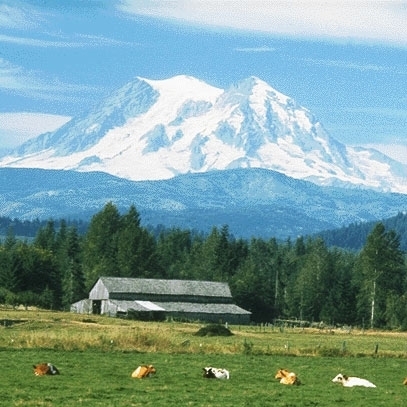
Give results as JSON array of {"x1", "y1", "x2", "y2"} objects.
[{"x1": 1, "y1": 75, "x2": 406, "y2": 193}]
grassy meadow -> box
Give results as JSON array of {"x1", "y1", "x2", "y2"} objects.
[{"x1": 1, "y1": 308, "x2": 407, "y2": 406}]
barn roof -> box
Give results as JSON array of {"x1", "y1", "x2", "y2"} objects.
[
  {"x1": 108, "y1": 299, "x2": 251, "y2": 315},
  {"x1": 98, "y1": 277, "x2": 232, "y2": 298}
]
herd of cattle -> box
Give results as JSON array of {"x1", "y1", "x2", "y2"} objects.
[{"x1": 33, "y1": 363, "x2": 407, "y2": 387}]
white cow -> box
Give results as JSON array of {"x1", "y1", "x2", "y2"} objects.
[
  {"x1": 202, "y1": 367, "x2": 230, "y2": 379},
  {"x1": 332, "y1": 373, "x2": 376, "y2": 388}
]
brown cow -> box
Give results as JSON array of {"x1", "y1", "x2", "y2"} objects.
[
  {"x1": 275, "y1": 368, "x2": 301, "y2": 385},
  {"x1": 131, "y1": 365, "x2": 156, "y2": 378},
  {"x1": 33, "y1": 363, "x2": 60, "y2": 376}
]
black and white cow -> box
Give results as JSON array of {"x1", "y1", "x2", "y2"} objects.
[
  {"x1": 202, "y1": 367, "x2": 230, "y2": 379},
  {"x1": 33, "y1": 363, "x2": 60, "y2": 376}
]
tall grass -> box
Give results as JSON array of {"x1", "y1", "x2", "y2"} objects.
[{"x1": 2, "y1": 308, "x2": 407, "y2": 357}]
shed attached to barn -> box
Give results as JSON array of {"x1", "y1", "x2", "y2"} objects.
[{"x1": 71, "y1": 277, "x2": 251, "y2": 324}]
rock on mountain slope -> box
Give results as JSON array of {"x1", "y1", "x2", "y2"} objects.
[{"x1": 0, "y1": 75, "x2": 406, "y2": 193}]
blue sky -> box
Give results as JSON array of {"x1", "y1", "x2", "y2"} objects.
[{"x1": 1, "y1": 0, "x2": 406, "y2": 162}]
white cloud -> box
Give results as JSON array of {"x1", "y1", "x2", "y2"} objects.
[
  {"x1": 0, "y1": 58, "x2": 97, "y2": 101},
  {"x1": 234, "y1": 46, "x2": 275, "y2": 53},
  {"x1": 0, "y1": 57, "x2": 57, "y2": 99},
  {"x1": 0, "y1": 33, "x2": 89, "y2": 48},
  {"x1": 300, "y1": 57, "x2": 407, "y2": 74},
  {"x1": 119, "y1": 0, "x2": 407, "y2": 47},
  {"x1": 0, "y1": 3, "x2": 40, "y2": 29},
  {"x1": 0, "y1": 33, "x2": 136, "y2": 48},
  {"x1": 0, "y1": 112, "x2": 71, "y2": 148}
]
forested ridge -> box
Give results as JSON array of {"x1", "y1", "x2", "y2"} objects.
[
  {"x1": 1, "y1": 203, "x2": 406, "y2": 329},
  {"x1": 316, "y1": 212, "x2": 407, "y2": 252},
  {"x1": 1, "y1": 211, "x2": 406, "y2": 251}
]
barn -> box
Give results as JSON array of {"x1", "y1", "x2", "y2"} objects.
[{"x1": 71, "y1": 277, "x2": 251, "y2": 324}]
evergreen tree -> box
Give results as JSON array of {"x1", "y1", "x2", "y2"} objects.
[
  {"x1": 230, "y1": 238, "x2": 276, "y2": 322},
  {"x1": 117, "y1": 205, "x2": 159, "y2": 277},
  {"x1": 34, "y1": 219, "x2": 56, "y2": 251},
  {"x1": 291, "y1": 238, "x2": 330, "y2": 322},
  {"x1": 156, "y1": 227, "x2": 193, "y2": 278},
  {"x1": 214, "y1": 225, "x2": 233, "y2": 280},
  {"x1": 0, "y1": 230, "x2": 19, "y2": 292},
  {"x1": 355, "y1": 223, "x2": 407, "y2": 328},
  {"x1": 188, "y1": 227, "x2": 221, "y2": 281},
  {"x1": 83, "y1": 202, "x2": 121, "y2": 288},
  {"x1": 61, "y1": 227, "x2": 86, "y2": 309},
  {"x1": 231, "y1": 255, "x2": 272, "y2": 322}
]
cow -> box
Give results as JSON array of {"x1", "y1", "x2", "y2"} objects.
[
  {"x1": 202, "y1": 367, "x2": 230, "y2": 379},
  {"x1": 403, "y1": 377, "x2": 407, "y2": 385},
  {"x1": 332, "y1": 373, "x2": 376, "y2": 388},
  {"x1": 33, "y1": 363, "x2": 60, "y2": 376},
  {"x1": 131, "y1": 365, "x2": 157, "y2": 379},
  {"x1": 275, "y1": 368, "x2": 301, "y2": 385}
]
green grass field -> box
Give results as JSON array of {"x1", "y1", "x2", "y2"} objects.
[{"x1": 1, "y1": 309, "x2": 407, "y2": 406}]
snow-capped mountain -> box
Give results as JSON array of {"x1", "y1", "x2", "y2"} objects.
[{"x1": 1, "y1": 75, "x2": 406, "y2": 193}]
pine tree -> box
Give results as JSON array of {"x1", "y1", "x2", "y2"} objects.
[
  {"x1": 0, "y1": 229, "x2": 19, "y2": 292},
  {"x1": 117, "y1": 205, "x2": 159, "y2": 278},
  {"x1": 34, "y1": 219, "x2": 56, "y2": 251},
  {"x1": 355, "y1": 223, "x2": 407, "y2": 328},
  {"x1": 292, "y1": 238, "x2": 330, "y2": 322},
  {"x1": 61, "y1": 227, "x2": 86, "y2": 309},
  {"x1": 155, "y1": 227, "x2": 193, "y2": 278},
  {"x1": 83, "y1": 202, "x2": 121, "y2": 287}
]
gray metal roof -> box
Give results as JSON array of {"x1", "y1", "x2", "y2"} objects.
[
  {"x1": 155, "y1": 302, "x2": 251, "y2": 315},
  {"x1": 98, "y1": 277, "x2": 232, "y2": 298},
  {"x1": 108, "y1": 300, "x2": 251, "y2": 315}
]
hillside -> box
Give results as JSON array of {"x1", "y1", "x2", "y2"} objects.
[
  {"x1": 316, "y1": 212, "x2": 407, "y2": 251},
  {"x1": 0, "y1": 167, "x2": 406, "y2": 240}
]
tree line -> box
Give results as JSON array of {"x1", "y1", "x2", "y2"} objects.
[
  {"x1": 316, "y1": 211, "x2": 407, "y2": 252},
  {"x1": 1, "y1": 202, "x2": 406, "y2": 329}
]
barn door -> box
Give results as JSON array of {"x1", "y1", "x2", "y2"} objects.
[{"x1": 92, "y1": 300, "x2": 102, "y2": 314}]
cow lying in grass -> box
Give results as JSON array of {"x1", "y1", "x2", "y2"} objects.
[
  {"x1": 275, "y1": 368, "x2": 301, "y2": 385},
  {"x1": 202, "y1": 367, "x2": 230, "y2": 379},
  {"x1": 131, "y1": 365, "x2": 156, "y2": 378},
  {"x1": 332, "y1": 373, "x2": 376, "y2": 388},
  {"x1": 33, "y1": 363, "x2": 60, "y2": 376}
]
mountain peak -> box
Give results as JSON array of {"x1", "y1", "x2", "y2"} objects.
[
  {"x1": 142, "y1": 75, "x2": 222, "y2": 98},
  {"x1": 0, "y1": 75, "x2": 406, "y2": 193}
]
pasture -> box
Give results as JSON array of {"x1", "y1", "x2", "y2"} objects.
[{"x1": 1, "y1": 309, "x2": 407, "y2": 406}]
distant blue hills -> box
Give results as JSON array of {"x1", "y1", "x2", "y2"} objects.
[{"x1": 0, "y1": 167, "x2": 406, "y2": 242}]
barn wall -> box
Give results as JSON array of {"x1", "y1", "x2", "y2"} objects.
[
  {"x1": 109, "y1": 293, "x2": 233, "y2": 303},
  {"x1": 101, "y1": 300, "x2": 121, "y2": 316},
  {"x1": 71, "y1": 301, "x2": 250, "y2": 324},
  {"x1": 89, "y1": 280, "x2": 109, "y2": 300},
  {"x1": 70, "y1": 299, "x2": 92, "y2": 314}
]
